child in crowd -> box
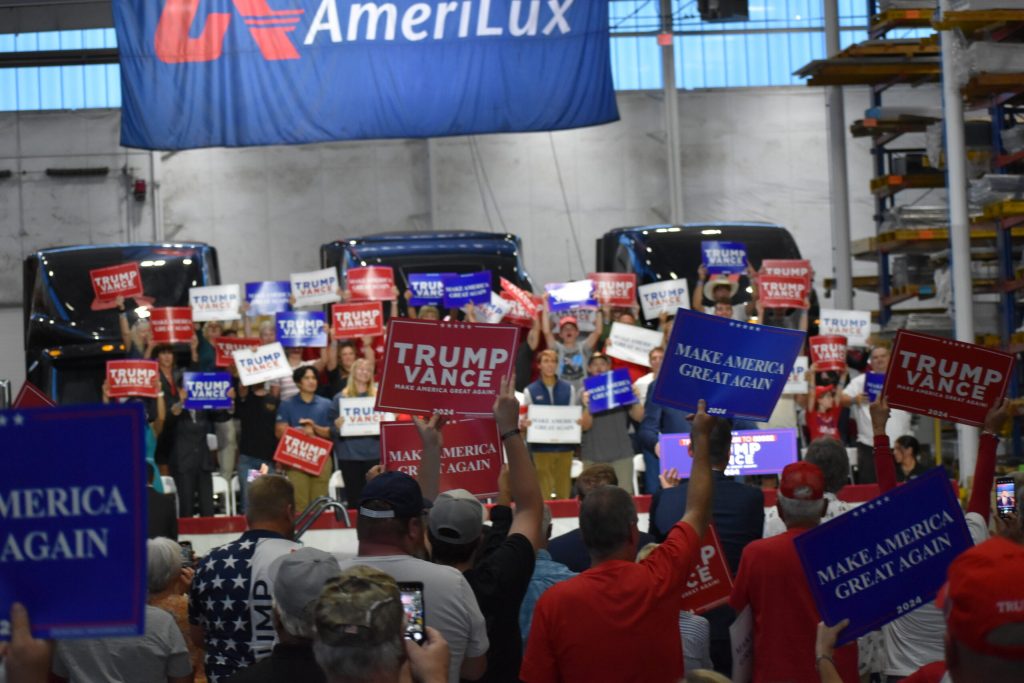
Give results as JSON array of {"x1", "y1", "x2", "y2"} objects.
[{"x1": 805, "y1": 363, "x2": 841, "y2": 442}]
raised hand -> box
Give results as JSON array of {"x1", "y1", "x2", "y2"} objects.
[
  {"x1": 984, "y1": 398, "x2": 1016, "y2": 435},
  {"x1": 492, "y1": 375, "x2": 520, "y2": 434},
  {"x1": 869, "y1": 396, "x2": 890, "y2": 437}
]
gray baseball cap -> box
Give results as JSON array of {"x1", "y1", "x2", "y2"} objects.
[
  {"x1": 269, "y1": 547, "x2": 340, "y2": 623},
  {"x1": 428, "y1": 488, "x2": 485, "y2": 545}
]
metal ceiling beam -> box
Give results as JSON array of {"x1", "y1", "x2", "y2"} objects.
[
  {"x1": 0, "y1": 47, "x2": 117, "y2": 67},
  {"x1": 0, "y1": 0, "x2": 113, "y2": 33}
]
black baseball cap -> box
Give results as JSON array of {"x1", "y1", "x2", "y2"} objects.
[{"x1": 358, "y1": 471, "x2": 432, "y2": 519}]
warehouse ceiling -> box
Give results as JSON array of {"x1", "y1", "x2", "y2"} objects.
[{"x1": 1, "y1": 0, "x2": 113, "y2": 34}]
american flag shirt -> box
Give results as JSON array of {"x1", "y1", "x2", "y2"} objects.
[{"x1": 188, "y1": 530, "x2": 298, "y2": 682}]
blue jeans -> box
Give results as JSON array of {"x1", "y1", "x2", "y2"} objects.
[
  {"x1": 642, "y1": 448, "x2": 661, "y2": 495},
  {"x1": 237, "y1": 453, "x2": 269, "y2": 514}
]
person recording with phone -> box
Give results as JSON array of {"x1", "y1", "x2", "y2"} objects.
[{"x1": 313, "y1": 566, "x2": 450, "y2": 683}]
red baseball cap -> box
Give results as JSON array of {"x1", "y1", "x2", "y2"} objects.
[
  {"x1": 938, "y1": 537, "x2": 1024, "y2": 659},
  {"x1": 558, "y1": 316, "x2": 579, "y2": 329},
  {"x1": 780, "y1": 462, "x2": 824, "y2": 501}
]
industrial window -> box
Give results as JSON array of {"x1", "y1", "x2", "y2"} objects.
[
  {"x1": 0, "y1": 29, "x2": 120, "y2": 111},
  {"x1": 610, "y1": 0, "x2": 927, "y2": 90}
]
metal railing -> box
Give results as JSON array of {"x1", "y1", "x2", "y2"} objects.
[{"x1": 294, "y1": 496, "x2": 352, "y2": 541}]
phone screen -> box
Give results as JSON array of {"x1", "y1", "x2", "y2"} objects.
[
  {"x1": 179, "y1": 541, "x2": 194, "y2": 567},
  {"x1": 398, "y1": 582, "x2": 425, "y2": 645},
  {"x1": 996, "y1": 477, "x2": 1016, "y2": 518}
]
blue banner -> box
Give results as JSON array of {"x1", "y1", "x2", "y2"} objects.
[
  {"x1": 246, "y1": 281, "x2": 293, "y2": 316},
  {"x1": 794, "y1": 467, "x2": 972, "y2": 645},
  {"x1": 583, "y1": 368, "x2": 637, "y2": 413},
  {"x1": 443, "y1": 271, "x2": 492, "y2": 307},
  {"x1": 659, "y1": 429, "x2": 798, "y2": 477},
  {"x1": 701, "y1": 241, "x2": 748, "y2": 275},
  {"x1": 0, "y1": 404, "x2": 147, "y2": 639},
  {"x1": 276, "y1": 311, "x2": 327, "y2": 347},
  {"x1": 652, "y1": 308, "x2": 805, "y2": 421},
  {"x1": 546, "y1": 280, "x2": 597, "y2": 312},
  {"x1": 183, "y1": 372, "x2": 233, "y2": 410},
  {"x1": 865, "y1": 372, "x2": 886, "y2": 402},
  {"x1": 112, "y1": 1, "x2": 618, "y2": 150},
  {"x1": 408, "y1": 273, "x2": 452, "y2": 306}
]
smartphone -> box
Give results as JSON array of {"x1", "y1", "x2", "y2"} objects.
[
  {"x1": 179, "y1": 541, "x2": 194, "y2": 568},
  {"x1": 398, "y1": 582, "x2": 426, "y2": 645},
  {"x1": 996, "y1": 477, "x2": 1017, "y2": 518}
]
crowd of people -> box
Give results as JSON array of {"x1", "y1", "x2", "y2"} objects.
[
  {"x1": 4, "y1": 388, "x2": 1023, "y2": 682},
  {"x1": 110, "y1": 263, "x2": 927, "y2": 521},
  {"x1": 3, "y1": 264, "x2": 1024, "y2": 683}
]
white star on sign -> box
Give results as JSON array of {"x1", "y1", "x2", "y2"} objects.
[
  {"x1": 221, "y1": 598, "x2": 236, "y2": 612},
  {"x1": 0, "y1": 416, "x2": 6, "y2": 427},
  {"x1": 237, "y1": 539, "x2": 254, "y2": 551},
  {"x1": 221, "y1": 555, "x2": 238, "y2": 569},
  {"x1": 233, "y1": 616, "x2": 247, "y2": 632},
  {"x1": 12, "y1": 414, "x2": 23, "y2": 426},
  {"x1": 210, "y1": 575, "x2": 225, "y2": 590},
  {"x1": 231, "y1": 576, "x2": 247, "y2": 590}
]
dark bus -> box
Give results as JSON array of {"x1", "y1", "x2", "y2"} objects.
[
  {"x1": 595, "y1": 222, "x2": 818, "y2": 331},
  {"x1": 23, "y1": 243, "x2": 220, "y2": 404}
]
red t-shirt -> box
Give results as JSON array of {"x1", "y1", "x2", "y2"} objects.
[
  {"x1": 730, "y1": 528, "x2": 859, "y2": 683},
  {"x1": 520, "y1": 521, "x2": 700, "y2": 683},
  {"x1": 808, "y1": 405, "x2": 842, "y2": 441}
]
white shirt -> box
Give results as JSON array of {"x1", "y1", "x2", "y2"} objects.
[
  {"x1": 843, "y1": 373, "x2": 912, "y2": 446},
  {"x1": 880, "y1": 511, "x2": 989, "y2": 675},
  {"x1": 633, "y1": 372, "x2": 655, "y2": 406},
  {"x1": 763, "y1": 491, "x2": 858, "y2": 538}
]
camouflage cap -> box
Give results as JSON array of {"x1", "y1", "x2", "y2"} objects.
[{"x1": 314, "y1": 565, "x2": 402, "y2": 646}]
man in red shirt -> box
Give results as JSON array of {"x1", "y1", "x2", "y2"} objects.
[
  {"x1": 519, "y1": 400, "x2": 715, "y2": 683},
  {"x1": 729, "y1": 461, "x2": 859, "y2": 682}
]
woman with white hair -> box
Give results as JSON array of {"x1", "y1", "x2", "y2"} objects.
[{"x1": 51, "y1": 538, "x2": 194, "y2": 683}]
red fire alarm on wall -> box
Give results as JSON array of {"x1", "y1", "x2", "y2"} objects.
[{"x1": 132, "y1": 179, "x2": 147, "y2": 202}]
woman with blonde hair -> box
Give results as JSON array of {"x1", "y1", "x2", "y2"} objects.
[{"x1": 329, "y1": 358, "x2": 382, "y2": 507}]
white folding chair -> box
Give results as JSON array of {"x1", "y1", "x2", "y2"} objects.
[
  {"x1": 633, "y1": 453, "x2": 646, "y2": 474},
  {"x1": 329, "y1": 470, "x2": 346, "y2": 504},
  {"x1": 160, "y1": 476, "x2": 180, "y2": 518},
  {"x1": 230, "y1": 475, "x2": 241, "y2": 516},
  {"x1": 212, "y1": 475, "x2": 232, "y2": 517}
]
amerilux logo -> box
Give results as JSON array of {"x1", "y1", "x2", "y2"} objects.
[{"x1": 155, "y1": 0, "x2": 577, "y2": 64}]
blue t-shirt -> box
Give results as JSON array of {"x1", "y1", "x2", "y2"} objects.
[{"x1": 276, "y1": 393, "x2": 333, "y2": 429}]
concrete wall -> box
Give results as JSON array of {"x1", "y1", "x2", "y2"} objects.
[{"x1": 0, "y1": 84, "x2": 944, "y2": 386}]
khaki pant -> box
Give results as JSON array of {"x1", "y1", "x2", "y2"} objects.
[
  {"x1": 286, "y1": 460, "x2": 333, "y2": 513},
  {"x1": 534, "y1": 450, "x2": 574, "y2": 500},
  {"x1": 583, "y1": 458, "x2": 635, "y2": 495}
]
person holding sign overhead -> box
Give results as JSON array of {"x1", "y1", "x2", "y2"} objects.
[
  {"x1": 539, "y1": 300, "x2": 603, "y2": 390},
  {"x1": 841, "y1": 345, "x2": 912, "y2": 484},
  {"x1": 805, "y1": 364, "x2": 842, "y2": 442},
  {"x1": 329, "y1": 358, "x2": 381, "y2": 508},
  {"x1": 580, "y1": 352, "x2": 639, "y2": 495},
  {"x1": 692, "y1": 263, "x2": 757, "y2": 322},
  {"x1": 275, "y1": 366, "x2": 334, "y2": 512},
  {"x1": 521, "y1": 349, "x2": 582, "y2": 500}
]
